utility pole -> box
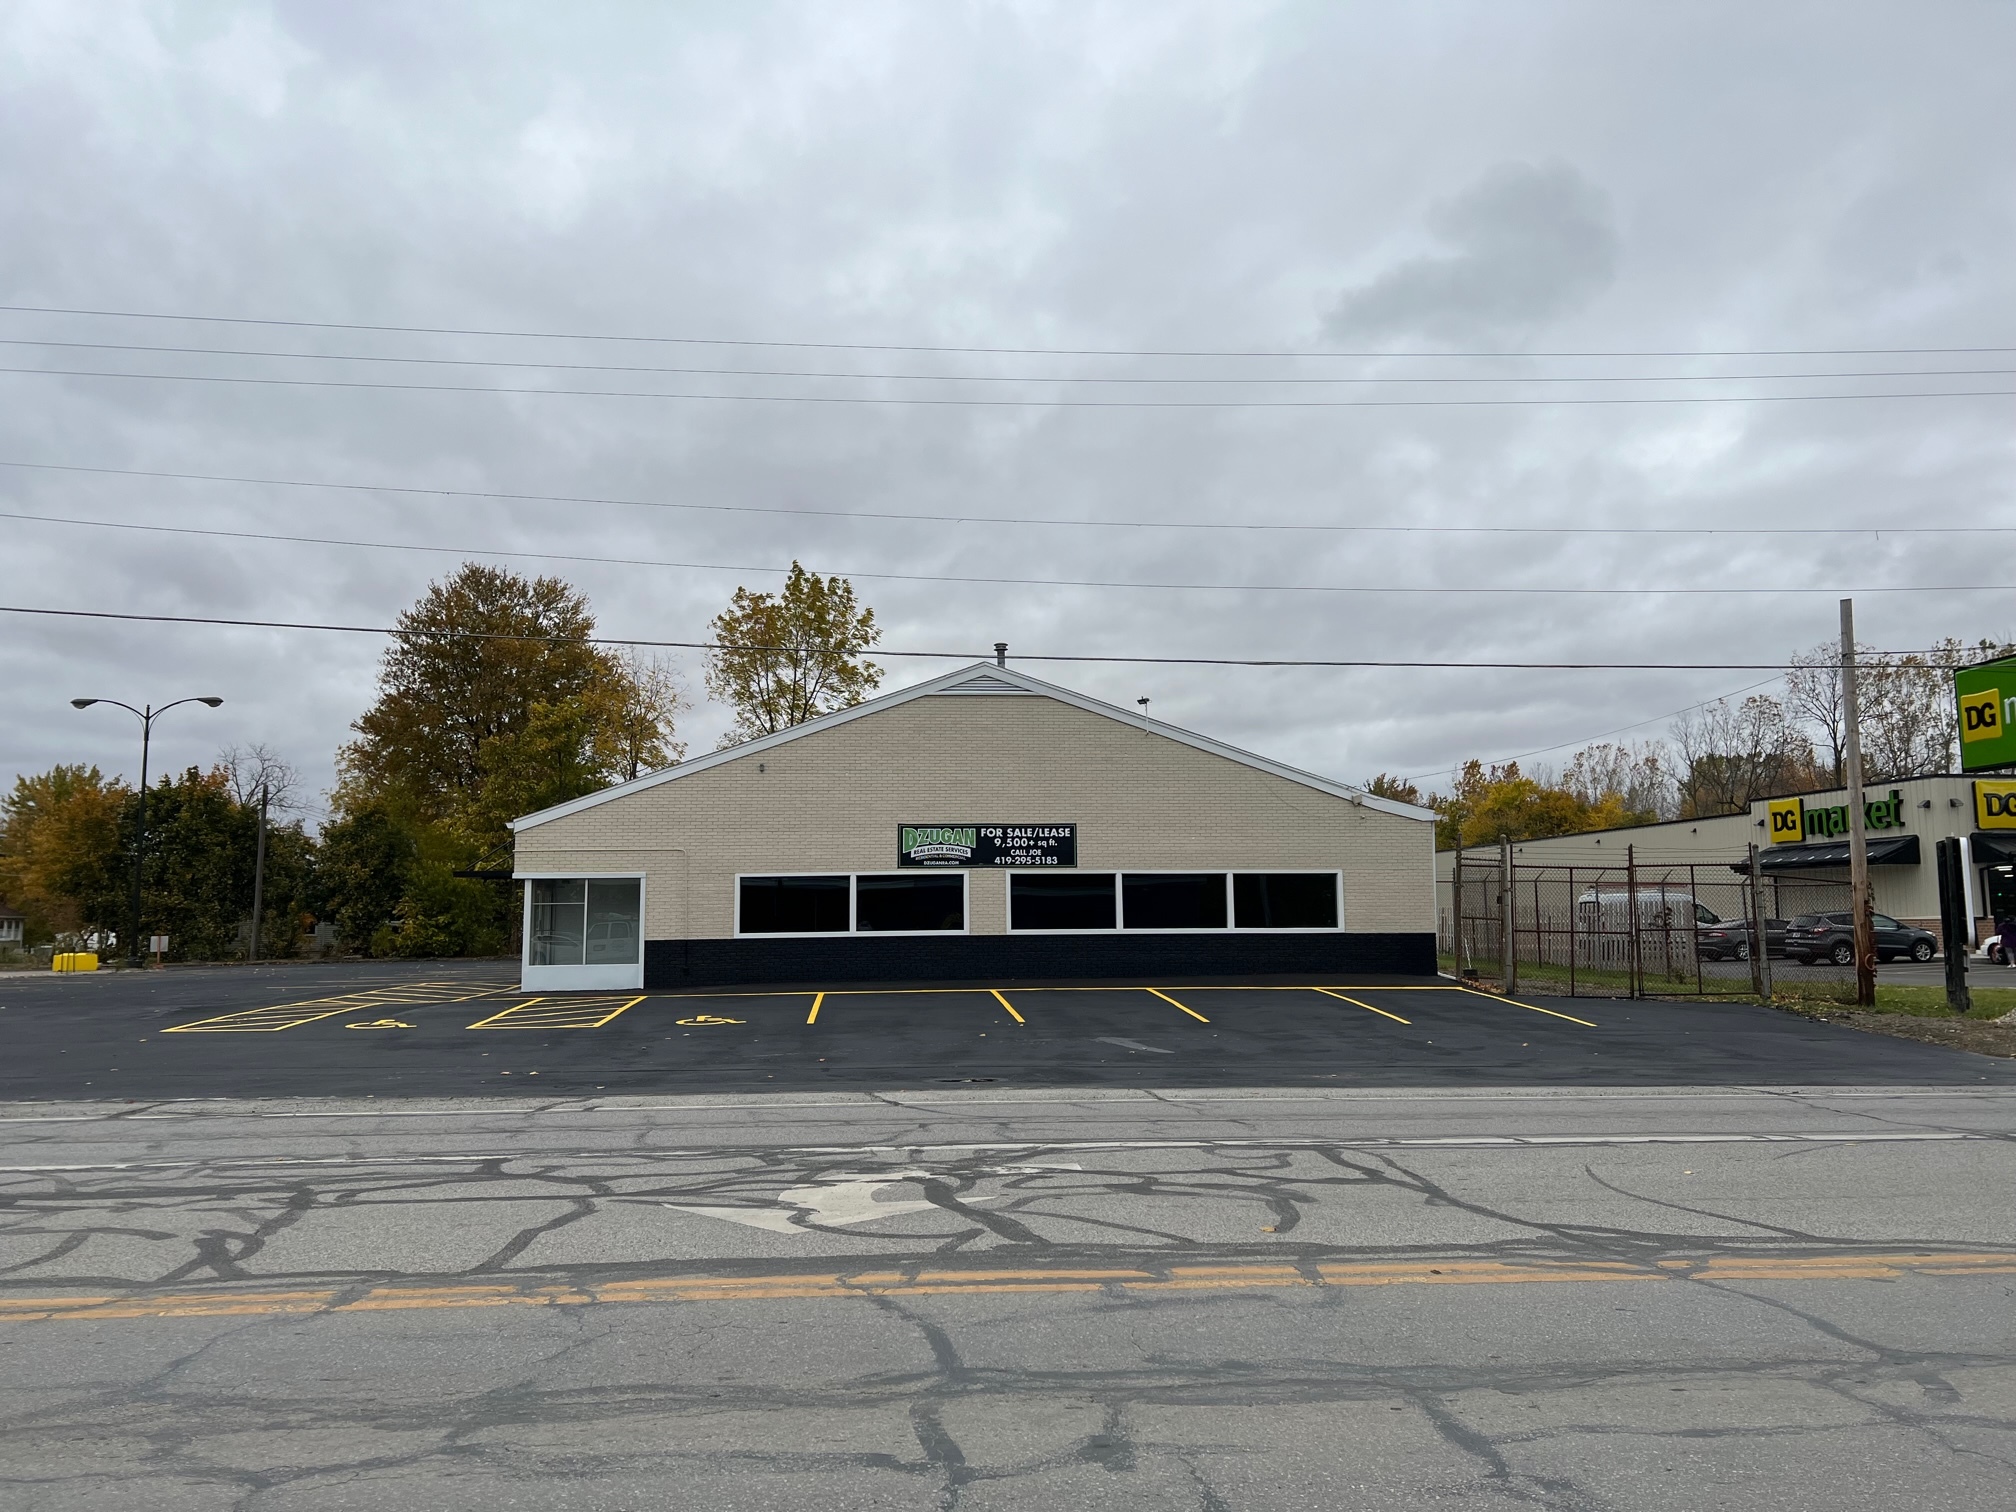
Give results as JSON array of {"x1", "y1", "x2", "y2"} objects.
[
  {"x1": 1840, "y1": 599, "x2": 1876, "y2": 1007},
  {"x1": 249, "y1": 782, "x2": 269, "y2": 963}
]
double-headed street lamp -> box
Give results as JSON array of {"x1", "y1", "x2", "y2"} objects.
[{"x1": 71, "y1": 696, "x2": 223, "y2": 967}]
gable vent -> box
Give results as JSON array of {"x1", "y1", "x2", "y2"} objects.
[{"x1": 932, "y1": 672, "x2": 1035, "y2": 696}]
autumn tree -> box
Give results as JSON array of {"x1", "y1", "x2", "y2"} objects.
[
  {"x1": 1434, "y1": 759, "x2": 1652, "y2": 850},
  {"x1": 1670, "y1": 696, "x2": 1817, "y2": 817},
  {"x1": 705, "y1": 562, "x2": 882, "y2": 746},
  {"x1": 339, "y1": 564, "x2": 615, "y2": 819},
  {"x1": 1360, "y1": 773, "x2": 1424, "y2": 806},
  {"x1": 0, "y1": 766, "x2": 129, "y2": 944}
]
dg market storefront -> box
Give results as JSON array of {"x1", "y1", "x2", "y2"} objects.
[{"x1": 509, "y1": 662, "x2": 1438, "y2": 992}]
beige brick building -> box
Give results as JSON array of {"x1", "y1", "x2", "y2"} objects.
[{"x1": 509, "y1": 662, "x2": 1436, "y2": 990}]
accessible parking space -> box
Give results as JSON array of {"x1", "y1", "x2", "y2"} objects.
[{"x1": 3, "y1": 961, "x2": 2014, "y2": 1100}]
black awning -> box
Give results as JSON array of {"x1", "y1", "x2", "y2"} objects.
[
  {"x1": 1971, "y1": 832, "x2": 2016, "y2": 867},
  {"x1": 1732, "y1": 834, "x2": 1921, "y2": 873}
]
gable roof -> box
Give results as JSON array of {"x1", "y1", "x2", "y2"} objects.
[{"x1": 511, "y1": 661, "x2": 1435, "y2": 831}]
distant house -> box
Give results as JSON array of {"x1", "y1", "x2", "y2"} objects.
[{"x1": 0, "y1": 901, "x2": 24, "y2": 950}]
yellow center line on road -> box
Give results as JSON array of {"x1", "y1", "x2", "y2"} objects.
[
  {"x1": 1145, "y1": 987, "x2": 1210, "y2": 1023},
  {"x1": 1309, "y1": 987, "x2": 1411, "y2": 1024},
  {"x1": 806, "y1": 991, "x2": 825, "y2": 1025},
  {"x1": 7, "y1": 1250, "x2": 2012, "y2": 1323},
  {"x1": 989, "y1": 989, "x2": 1025, "y2": 1024}
]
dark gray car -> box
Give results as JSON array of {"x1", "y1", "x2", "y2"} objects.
[{"x1": 1784, "y1": 911, "x2": 1938, "y2": 966}]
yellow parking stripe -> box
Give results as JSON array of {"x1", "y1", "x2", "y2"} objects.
[
  {"x1": 8, "y1": 1249, "x2": 2011, "y2": 1323},
  {"x1": 164, "y1": 983, "x2": 513, "y2": 1033},
  {"x1": 989, "y1": 988, "x2": 1025, "y2": 1024},
  {"x1": 1146, "y1": 987, "x2": 1209, "y2": 1023},
  {"x1": 806, "y1": 991, "x2": 825, "y2": 1025},
  {"x1": 466, "y1": 995, "x2": 645, "y2": 1030},
  {"x1": 1310, "y1": 987, "x2": 1410, "y2": 1024},
  {"x1": 1451, "y1": 985, "x2": 1598, "y2": 1027}
]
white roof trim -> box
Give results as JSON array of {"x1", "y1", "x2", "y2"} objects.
[{"x1": 510, "y1": 662, "x2": 1435, "y2": 830}]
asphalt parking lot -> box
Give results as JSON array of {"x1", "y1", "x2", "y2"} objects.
[{"x1": 4, "y1": 957, "x2": 2013, "y2": 1099}]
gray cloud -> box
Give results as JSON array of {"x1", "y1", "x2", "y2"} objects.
[
  {"x1": 0, "y1": 1, "x2": 2011, "y2": 814},
  {"x1": 1323, "y1": 160, "x2": 1620, "y2": 347}
]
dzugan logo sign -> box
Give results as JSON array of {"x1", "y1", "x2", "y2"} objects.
[{"x1": 897, "y1": 824, "x2": 1077, "y2": 867}]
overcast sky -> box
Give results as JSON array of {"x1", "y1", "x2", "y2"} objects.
[{"x1": 3, "y1": 1, "x2": 2012, "y2": 824}]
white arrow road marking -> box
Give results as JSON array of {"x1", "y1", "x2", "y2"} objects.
[{"x1": 663, "y1": 1164, "x2": 1081, "y2": 1235}]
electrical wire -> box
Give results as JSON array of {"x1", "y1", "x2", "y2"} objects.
[
  {"x1": 0, "y1": 458, "x2": 2004, "y2": 538},
  {"x1": 7, "y1": 364, "x2": 2014, "y2": 408},
  {"x1": 4, "y1": 338, "x2": 2011, "y2": 387},
  {"x1": 5, "y1": 506, "x2": 2014, "y2": 598},
  {"x1": 4, "y1": 303, "x2": 2012, "y2": 360},
  {"x1": 0, "y1": 602, "x2": 1958, "y2": 669}
]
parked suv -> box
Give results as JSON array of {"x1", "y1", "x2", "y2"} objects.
[
  {"x1": 1696, "y1": 913, "x2": 1789, "y2": 962},
  {"x1": 1784, "y1": 911, "x2": 1937, "y2": 966}
]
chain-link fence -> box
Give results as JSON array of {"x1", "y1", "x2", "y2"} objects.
[{"x1": 1439, "y1": 854, "x2": 1855, "y2": 999}]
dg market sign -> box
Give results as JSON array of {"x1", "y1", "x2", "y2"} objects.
[{"x1": 897, "y1": 824, "x2": 1077, "y2": 867}]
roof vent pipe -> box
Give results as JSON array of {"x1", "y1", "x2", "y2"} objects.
[{"x1": 994, "y1": 642, "x2": 1008, "y2": 667}]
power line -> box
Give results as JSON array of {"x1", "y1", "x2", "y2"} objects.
[
  {"x1": 4, "y1": 338, "x2": 2011, "y2": 387},
  {"x1": 0, "y1": 602, "x2": 1955, "y2": 669},
  {"x1": 4, "y1": 303, "x2": 2012, "y2": 360},
  {"x1": 9, "y1": 506, "x2": 2016, "y2": 598},
  {"x1": 0, "y1": 458, "x2": 2005, "y2": 539},
  {"x1": 7, "y1": 364, "x2": 2014, "y2": 409}
]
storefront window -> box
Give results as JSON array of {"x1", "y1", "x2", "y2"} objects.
[
  {"x1": 1233, "y1": 873, "x2": 1338, "y2": 929},
  {"x1": 1122, "y1": 873, "x2": 1227, "y2": 929},
  {"x1": 583, "y1": 879, "x2": 642, "y2": 964},
  {"x1": 530, "y1": 879, "x2": 586, "y2": 966},
  {"x1": 1010, "y1": 873, "x2": 1117, "y2": 930},
  {"x1": 856, "y1": 874, "x2": 965, "y2": 932},
  {"x1": 740, "y1": 876, "x2": 851, "y2": 934}
]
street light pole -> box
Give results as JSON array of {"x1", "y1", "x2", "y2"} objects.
[{"x1": 71, "y1": 696, "x2": 223, "y2": 967}]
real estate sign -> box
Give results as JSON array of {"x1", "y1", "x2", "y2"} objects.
[{"x1": 1954, "y1": 656, "x2": 2016, "y2": 771}]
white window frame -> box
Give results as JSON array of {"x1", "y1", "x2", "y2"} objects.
[
  {"x1": 1006, "y1": 868, "x2": 1345, "y2": 933},
  {"x1": 851, "y1": 870, "x2": 972, "y2": 937},
  {"x1": 1005, "y1": 871, "x2": 1120, "y2": 934},
  {"x1": 732, "y1": 871, "x2": 971, "y2": 939},
  {"x1": 516, "y1": 871, "x2": 647, "y2": 991},
  {"x1": 1227, "y1": 869, "x2": 1344, "y2": 932}
]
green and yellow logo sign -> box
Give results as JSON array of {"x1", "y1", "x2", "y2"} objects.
[
  {"x1": 1976, "y1": 780, "x2": 2016, "y2": 830},
  {"x1": 1955, "y1": 657, "x2": 2016, "y2": 771},
  {"x1": 1766, "y1": 798, "x2": 1804, "y2": 845}
]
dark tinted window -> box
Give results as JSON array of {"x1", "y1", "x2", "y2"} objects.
[
  {"x1": 1233, "y1": 874, "x2": 1338, "y2": 929},
  {"x1": 1010, "y1": 873, "x2": 1116, "y2": 930},
  {"x1": 1788, "y1": 915, "x2": 1820, "y2": 927},
  {"x1": 856, "y1": 874, "x2": 965, "y2": 932},
  {"x1": 1123, "y1": 873, "x2": 1227, "y2": 929},
  {"x1": 739, "y1": 876, "x2": 850, "y2": 934},
  {"x1": 1873, "y1": 914, "x2": 1900, "y2": 930}
]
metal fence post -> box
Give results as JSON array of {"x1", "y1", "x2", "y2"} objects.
[
  {"x1": 1566, "y1": 866, "x2": 1577, "y2": 998},
  {"x1": 1747, "y1": 843, "x2": 1771, "y2": 1002},
  {"x1": 1499, "y1": 834, "x2": 1517, "y2": 994},
  {"x1": 1626, "y1": 843, "x2": 1642, "y2": 999}
]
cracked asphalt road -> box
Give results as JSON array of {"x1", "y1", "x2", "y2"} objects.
[{"x1": 4, "y1": 1085, "x2": 2015, "y2": 1509}]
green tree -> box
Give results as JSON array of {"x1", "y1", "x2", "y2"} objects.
[
  {"x1": 113, "y1": 767, "x2": 314, "y2": 962},
  {"x1": 311, "y1": 805, "x2": 419, "y2": 952},
  {"x1": 705, "y1": 562, "x2": 881, "y2": 746}
]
